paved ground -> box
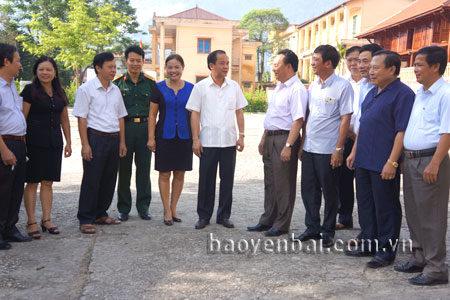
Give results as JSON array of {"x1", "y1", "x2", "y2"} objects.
[{"x1": 1, "y1": 113, "x2": 449, "y2": 299}]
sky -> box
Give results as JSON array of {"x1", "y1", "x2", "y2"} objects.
[{"x1": 131, "y1": 0, "x2": 345, "y2": 37}]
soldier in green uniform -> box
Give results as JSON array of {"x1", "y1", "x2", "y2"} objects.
[{"x1": 113, "y1": 45, "x2": 156, "y2": 221}]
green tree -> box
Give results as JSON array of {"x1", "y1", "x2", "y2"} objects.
[
  {"x1": 239, "y1": 8, "x2": 289, "y2": 82},
  {"x1": 16, "y1": 0, "x2": 131, "y2": 85}
]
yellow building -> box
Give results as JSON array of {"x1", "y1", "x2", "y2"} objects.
[
  {"x1": 271, "y1": 0, "x2": 414, "y2": 82},
  {"x1": 148, "y1": 6, "x2": 261, "y2": 89}
]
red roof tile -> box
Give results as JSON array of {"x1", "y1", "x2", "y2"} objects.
[
  {"x1": 168, "y1": 6, "x2": 229, "y2": 21},
  {"x1": 358, "y1": 0, "x2": 450, "y2": 37}
]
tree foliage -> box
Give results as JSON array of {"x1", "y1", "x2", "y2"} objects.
[
  {"x1": 15, "y1": 0, "x2": 131, "y2": 85},
  {"x1": 239, "y1": 8, "x2": 289, "y2": 82}
]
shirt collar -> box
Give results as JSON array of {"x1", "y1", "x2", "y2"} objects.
[
  {"x1": 278, "y1": 74, "x2": 298, "y2": 88},
  {"x1": 207, "y1": 75, "x2": 229, "y2": 88},
  {"x1": 423, "y1": 77, "x2": 445, "y2": 95},
  {"x1": 124, "y1": 71, "x2": 144, "y2": 83},
  {"x1": 317, "y1": 73, "x2": 337, "y2": 88},
  {"x1": 0, "y1": 77, "x2": 14, "y2": 87},
  {"x1": 377, "y1": 78, "x2": 400, "y2": 96},
  {"x1": 94, "y1": 76, "x2": 113, "y2": 91}
]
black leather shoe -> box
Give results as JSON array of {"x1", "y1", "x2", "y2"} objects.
[
  {"x1": 195, "y1": 219, "x2": 209, "y2": 229},
  {"x1": 172, "y1": 216, "x2": 182, "y2": 223},
  {"x1": 366, "y1": 257, "x2": 393, "y2": 269},
  {"x1": 394, "y1": 262, "x2": 424, "y2": 273},
  {"x1": 0, "y1": 239, "x2": 12, "y2": 250},
  {"x1": 4, "y1": 232, "x2": 32, "y2": 243},
  {"x1": 408, "y1": 273, "x2": 448, "y2": 286},
  {"x1": 247, "y1": 223, "x2": 271, "y2": 232},
  {"x1": 117, "y1": 213, "x2": 129, "y2": 221},
  {"x1": 138, "y1": 212, "x2": 151, "y2": 220},
  {"x1": 264, "y1": 228, "x2": 288, "y2": 237},
  {"x1": 321, "y1": 236, "x2": 334, "y2": 248},
  {"x1": 217, "y1": 219, "x2": 234, "y2": 228},
  {"x1": 163, "y1": 219, "x2": 173, "y2": 226},
  {"x1": 345, "y1": 249, "x2": 375, "y2": 257},
  {"x1": 293, "y1": 231, "x2": 321, "y2": 242}
]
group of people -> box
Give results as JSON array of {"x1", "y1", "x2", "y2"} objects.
[{"x1": 0, "y1": 40, "x2": 449, "y2": 286}]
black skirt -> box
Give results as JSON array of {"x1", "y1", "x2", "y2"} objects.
[
  {"x1": 25, "y1": 144, "x2": 63, "y2": 183},
  {"x1": 155, "y1": 136, "x2": 193, "y2": 172}
]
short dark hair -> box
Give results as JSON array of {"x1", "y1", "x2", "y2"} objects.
[
  {"x1": 314, "y1": 45, "x2": 340, "y2": 69},
  {"x1": 0, "y1": 43, "x2": 17, "y2": 68},
  {"x1": 360, "y1": 43, "x2": 383, "y2": 56},
  {"x1": 32, "y1": 56, "x2": 68, "y2": 104},
  {"x1": 345, "y1": 46, "x2": 361, "y2": 57},
  {"x1": 277, "y1": 49, "x2": 299, "y2": 72},
  {"x1": 93, "y1": 52, "x2": 115, "y2": 74},
  {"x1": 373, "y1": 50, "x2": 401, "y2": 76},
  {"x1": 165, "y1": 54, "x2": 185, "y2": 68},
  {"x1": 125, "y1": 45, "x2": 145, "y2": 60},
  {"x1": 415, "y1": 46, "x2": 447, "y2": 75},
  {"x1": 207, "y1": 50, "x2": 226, "y2": 70}
]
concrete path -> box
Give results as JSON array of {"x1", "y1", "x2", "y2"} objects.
[{"x1": 1, "y1": 113, "x2": 449, "y2": 299}]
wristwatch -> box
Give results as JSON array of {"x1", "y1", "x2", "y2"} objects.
[
  {"x1": 285, "y1": 143, "x2": 293, "y2": 148},
  {"x1": 388, "y1": 159, "x2": 399, "y2": 168},
  {"x1": 335, "y1": 147, "x2": 344, "y2": 154}
]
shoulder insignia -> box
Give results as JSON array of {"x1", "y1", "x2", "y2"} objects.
[
  {"x1": 113, "y1": 73, "x2": 125, "y2": 81},
  {"x1": 144, "y1": 73, "x2": 156, "y2": 81}
]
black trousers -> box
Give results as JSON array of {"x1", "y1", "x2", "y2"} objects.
[
  {"x1": 337, "y1": 138, "x2": 355, "y2": 226},
  {"x1": 197, "y1": 146, "x2": 236, "y2": 221},
  {"x1": 355, "y1": 167, "x2": 402, "y2": 261},
  {"x1": 301, "y1": 151, "x2": 340, "y2": 238},
  {"x1": 0, "y1": 139, "x2": 26, "y2": 237},
  {"x1": 77, "y1": 130, "x2": 120, "y2": 225}
]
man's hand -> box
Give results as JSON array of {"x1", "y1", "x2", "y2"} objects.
[
  {"x1": 236, "y1": 136, "x2": 244, "y2": 152},
  {"x1": 81, "y1": 144, "x2": 93, "y2": 162},
  {"x1": 331, "y1": 150, "x2": 343, "y2": 169},
  {"x1": 258, "y1": 135, "x2": 265, "y2": 156},
  {"x1": 193, "y1": 139, "x2": 203, "y2": 158},
  {"x1": 423, "y1": 161, "x2": 439, "y2": 184},
  {"x1": 381, "y1": 162, "x2": 397, "y2": 180},
  {"x1": 119, "y1": 143, "x2": 127, "y2": 158},
  {"x1": 298, "y1": 147, "x2": 303, "y2": 161},
  {"x1": 346, "y1": 151, "x2": 356, "y2": 170},
  {"x1": 0, "y1": 147, "x2": 17, "y2": 166},
  {"x1": 64, "y1": 143, "x2": 72, "y2": 158},
  {"x1": 280, "y1": 146, "x2": 291, "y2": 162},
  {"x1": 147, "y1": 138, "x2": 156, "y2": 152}
]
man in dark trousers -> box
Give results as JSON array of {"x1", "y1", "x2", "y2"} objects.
[
  {"x1": 0, "y1": 43, "x2": 32, "y2": 249},
  {"x1": 113, "y1": 46, "x2": 156, "y2": 221}
]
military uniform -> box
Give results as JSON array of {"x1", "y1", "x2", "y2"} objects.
[{"x1": 113, "y1": 72, "x2": 156, "y2": 215}]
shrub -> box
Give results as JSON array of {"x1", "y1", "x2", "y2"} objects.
[
  {"x1": 65, "y1": 81, "x2": 77, "y2": 106},
  {"x1": 243, "y1": 89, "x2": 267, "y2": 112}
]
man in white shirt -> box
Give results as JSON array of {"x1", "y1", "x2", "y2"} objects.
[
  {"x1": 73, "y1": 52, "x2": 128, "y2": 234},
  {"x1": 336, "y1": 46, "x2": 362, "y2": 231},
  {"x1": 395, "y1": 46, "x2": 450, "y2": 286},
  {"x1": 247, "y1": 49, "x2": 307, "y2": 236},
  {"x1": 0, "y1": 43, "x2": 32, "y2": 249},
  {"x1": 294, "y1": 45, "x2": 353, "y2": 248},
  {"x1": 186, "y1": 50, "x2": 247, "y2": 229}
]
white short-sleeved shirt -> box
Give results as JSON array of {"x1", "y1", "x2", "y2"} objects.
[
  {"x1": 353, "y1": 78, "x2": 375, "y2": 134},
  {"x1": 404, "y1": 77, "x2": 450, "y2": 150},
  {"x1": 73, "y1": 77, "x2": 128, "y2": 133},
  {"x1": 345, "y1": 75, "x2": 361, "y2": 126},
  {"x1": 303, "y1": 73, "x2": 354, "y2": 154},
  {"x1": 0, "y1": 77, "x2": 26, "y2": 136},
  {"x1": 185, "y1": 75, "x2": 248, "y2": 147},
  {"x1": 264, "y1": 74, "x2": 308, "y2": 130}
]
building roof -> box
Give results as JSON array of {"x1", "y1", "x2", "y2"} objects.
[
  {"x1": 358, "y1": 0, "x2": 450, "y2": 37},
  {"x1": 296, "y1": 0, "x2": 351, "y2": 29},
  {"x1": 167, "y1": 6, "x2": 229, "y2": 21}
]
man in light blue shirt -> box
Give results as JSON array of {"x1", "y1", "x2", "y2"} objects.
[
  {"x1": 294, "y1": 45, "x2": 353, "y2": 248},
  {"x1": 0, "y1": 43, "x2": 32, "y2": 250},
  {"x1": 396, "y1": 46, "x2": 450, "y2": 286}
]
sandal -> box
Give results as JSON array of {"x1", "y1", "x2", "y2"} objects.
[
  {"x1": 41, "y1": 219, "x2": 60, "y2": 234},
  {"x1": 26, "y1": 222, "x2": 41, "y2": 239},
  {"x1": 94, "y1": 216, "x2": 121, "y2": 225},
  {"x1": 79, "y1": 224, "x2": 96, "y2": 234}
]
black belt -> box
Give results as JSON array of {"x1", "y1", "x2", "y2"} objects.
[
  {"x1": 2, "y1": 135, "x2": 25, "y2": 141},
  {"x1": 266, "y1": 130, "x2": 289, "y2": 136},
  {"x1": 88, "y1": 128, "x2": 119, "y2": 137},
  {"x1": 125, "y1": 116, "x2": 148, "y2": 123},
  {"x1": 404, "y1": 148, "x2": 436, "y2": 159}
]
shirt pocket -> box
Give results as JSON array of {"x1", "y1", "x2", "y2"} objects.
[
  {"x1": 419, "y1": 107, "x2": 438, "y2": 130},
  {"x1": 320, "y1": 97, "x2": 338, "y2": 116},
  {"x1": 226, "y1": 97, "x2": 236, "y2": 111}
]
